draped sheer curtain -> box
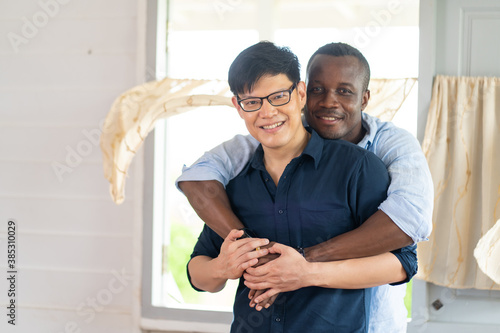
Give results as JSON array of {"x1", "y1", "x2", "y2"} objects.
[{"x1": 419, "y1": 75, "x2": 500, "y2": 290}]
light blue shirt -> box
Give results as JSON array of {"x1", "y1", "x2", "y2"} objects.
[{"x1": 176, "y1": 112, "x2": 434, "y2": 332}]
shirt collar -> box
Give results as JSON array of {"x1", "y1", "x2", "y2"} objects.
[
  {"x1": 357, "y1": 112, "x2": 377, "y2": 149},
  {"x1": 248, "y1": 146, "x2": 265, "y2": 172},
  {"x1": 301, "y1": 128, "x2": 323, "y2": 169},
  {"x1": 248, "y1": 127, "x2": 324, "y2": 173}
]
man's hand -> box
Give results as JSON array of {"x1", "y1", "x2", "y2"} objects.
[
  {"x1": 215, "y1": 229, "x2": 270, "y2": 280},
  {"x1": 243, "y1": 243, "x2": 308, "y2": 304}
]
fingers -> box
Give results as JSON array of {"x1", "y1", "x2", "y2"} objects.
[
  {"x1": 239, "y1": 257, "x2": 259, "y2": 271},
  {"x1": 248, "y1": 289, "x2": 280, "y2": 311},
  {"x1": 237, "y1": 241, "x2": 270, "y2": 263},
  {"x1": 226, "y1": 232, "x2": 269, "y2": 252},
  {"x1": 234, "y1": 246, "x2": 269, "y2": 274},
  {"x1": 268, "y1": 242, "x2": 288, "y2": 254},
  {"x1": 253, "y1": 293, "x2": 278, "y2": 311},
  {"x1": 244, "y1": 265, "x2": 267, "y2": 277},
  {"x1": 243, "y1": 277, "x2": 270, "y2": 291},
  {"x1": 265, "y1": 294, "x2": 278, "y2": 307},
  {"x1": 224, "y1": 233, "x2": 270, "y2": 270},
  {"x1": 224, "y1": 231, "x2": 270, "y2": 256},
  {"x1": 253, "y1": 253, "x2": 280, "y2": 268},
  {"x1": 241, "y1": 238, "x2": 271, "y2": 253},
  {"x1": 248, "y1": 289, "x2": 265, "y2": 304},
  {"x1": 252, "y1": 289, "x2": 279, "y2": 307},
  {"x1": 219, "y1": 231, "x2": 271, "y2": 279},
  {"x1": 226, "y1": 229, "x2": 245, "y2": 241},
  {"x1": 248, "y1": 289, "x2": 267, "y2": 311}
]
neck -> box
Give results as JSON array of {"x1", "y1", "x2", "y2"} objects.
[
  {"x1": 263, "y1": 127, "x2": 310, "y2": 185},
  {"x1": 350, "y1": 126, "x2": 367, "y2": 145}
]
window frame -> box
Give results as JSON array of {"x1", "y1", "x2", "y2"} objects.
[
  {"x1": 141, "y1": 123, "x2": 234, "y2": 332},
  {"x1": 140, "y1": 1, "x2": 422, "y2": 331},
  {"x1": 140, "y1": 1, "x2": 233, "y2": 331}
]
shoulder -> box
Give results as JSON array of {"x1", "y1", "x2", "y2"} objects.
[
  {"x1": 366, "y1": 117, "x2": 423, "y2": 161},
  {"x1": 226, "y1": 147, "x2": 262, "y2": 190},
  {"x1": 364, "y1": 113, "x2": 418, "y2": 146}
]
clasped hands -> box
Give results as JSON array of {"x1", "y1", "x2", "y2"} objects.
[{"x1": 218, "y1": 229, "x2": 308, "y2": 311}]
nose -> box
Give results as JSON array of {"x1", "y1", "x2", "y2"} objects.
[
  {"x1": 258, "y1": 99, "x2": 279, "y2": 118},
  {"x1": 319, "y1": 90, "x2": 339, "y2": 108}
]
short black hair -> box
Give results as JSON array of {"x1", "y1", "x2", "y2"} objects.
[
  {"x1": 306, "y1": 42, "x2": 371, "y2": 91},
  {"x1": 228, "y1": 41, "x2": 300, "y2": 96}
]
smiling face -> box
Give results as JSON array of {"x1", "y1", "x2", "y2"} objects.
[
  {"x1": 232, "y1": 74, "x2": 307, "y2": 152},
  {"x1": 305, "y1": 54, "x2": 370, "y2": 143}
]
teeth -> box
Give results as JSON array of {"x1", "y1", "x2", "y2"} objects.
[
  {"x1": 262, "y1": 121, "x2": 284, "y2": 129},
  {"x1": 321, "y1": 116, "x2": 339, "y2": 121}
]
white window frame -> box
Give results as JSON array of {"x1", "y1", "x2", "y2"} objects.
[{"x1": 140, "y1": 1, "x2": 233, "y2": 331}]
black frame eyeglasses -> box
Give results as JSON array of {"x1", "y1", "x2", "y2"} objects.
[{"x1": 237, "y1": 83, "x2": 297, "y2": 112}]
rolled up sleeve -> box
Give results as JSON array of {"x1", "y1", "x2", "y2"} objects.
[
  {"x1": 175, "y1": 134, "x2": 258, "y2": 190},
  {"x1": 374, "y1": 128, "x2": 434, "y2": 244},
  {"x1": 390, "y1": 244, "x2": 418, "y2": 285}
]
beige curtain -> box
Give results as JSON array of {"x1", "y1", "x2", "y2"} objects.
[
  {"x1": 100, "y1": 77, "x2": 417, "y2": 205},
  {"x1": 419, "y1": 75, "x2": 500, "y2": 290},
  {"x1": 365, "y1": 78, "x2": 417, "y2": 121},
  {"x1": 100, "y1": 78, "x2": 233, "y2": 204}
]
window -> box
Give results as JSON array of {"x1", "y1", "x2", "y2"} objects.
[{"x1": 142, "y1": 0, "x2": 421, "y2": 330}]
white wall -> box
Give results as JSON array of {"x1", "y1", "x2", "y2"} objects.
[{"x1": 0, "y1": 1, "x2": 145, "y2": 332}]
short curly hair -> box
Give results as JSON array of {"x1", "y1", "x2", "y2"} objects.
[{"x1": 306, "y1": 42, "x2": 370, "y2": 91}]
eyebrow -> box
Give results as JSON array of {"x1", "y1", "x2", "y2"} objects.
[
  {"x1": 338, "y1": 82, "x2": 357, "y2": 89},
  {"x1": 308, "y1": 80, "x2": 357, "y2": 89},
  {"x1": 239, "y1": 86, "x2": 291, "y2": 99}
]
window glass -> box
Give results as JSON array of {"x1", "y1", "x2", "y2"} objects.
[
  {"x1": 154, "y1": 4, "x2": 258, "y2": 311},
  {"x1": 152, "y1": 0, "x2": 420, "y2": 315},
  {"x1": 157, "y1": 106, "x2": 248, "y2": 310}
]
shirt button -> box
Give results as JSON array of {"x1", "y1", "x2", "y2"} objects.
[
  {"x1": 265, "y1": 178, "x2": 269, "y2": 182},
  {"x1": 278, "y1": 210, "x2": 284, "y2": 214},
  {"x1": 275, "y1": 318, "x2": 281, "y2": 322}
]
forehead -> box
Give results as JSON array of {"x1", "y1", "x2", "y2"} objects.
[
  {"x1": 240, "y1": 73, "x2": 292, "y2": 97},
  {"x1": 307, "y1": 55, "x2": 364, "y2": 86}
]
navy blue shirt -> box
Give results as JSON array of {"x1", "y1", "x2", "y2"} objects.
[{"x1": 189, "y1": 130, "x2": 415, "y2": 333}]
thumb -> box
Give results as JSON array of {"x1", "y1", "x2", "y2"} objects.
[
  {"x1": 268, "y1": 243, "x2": 288, "y2": 255},
  {"x1": 227, "y1": 229, "x2": 244, "y2": 241}
]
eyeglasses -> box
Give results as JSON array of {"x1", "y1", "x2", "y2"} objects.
[{"x1": 237, "y1": 83, "x2": 297, "y2": 112}]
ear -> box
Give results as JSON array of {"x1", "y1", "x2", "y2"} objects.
[
  {"x1": 296, "y1": 81, "x2": 307, "y2": 110},
  {"x1": 360, "y1": 89, "x2": 370, "y2": 111},
  {"x1": 232, "y1": 96, "x2": 245, "y2": 119}
]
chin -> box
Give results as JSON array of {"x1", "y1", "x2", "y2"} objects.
[
  {"x1": 313, "y1": 126, "x2": 341, "y2": 140},
  {"x1": 321, "y1": 133, "x2": 342, "y2": 140}
]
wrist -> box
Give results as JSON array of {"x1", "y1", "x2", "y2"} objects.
[
  {"x1": 304, "y1": 241, "x2": 340, "y2": 262},
  {"x1": 303, "y1": 246, "x2": 313, "y2": 262},
  {"x1": 211, "y1": 256, "x2": 227, "y2": 280},
  {"x1": 307, "y1": 262, "x2": 330, "y2": 288},
  {"x1": 295, "y1": 247, "x2": 306, "y2": 259},
  {"x1": 299, "y1": 260, "x2": 318, "y2": 288}
]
